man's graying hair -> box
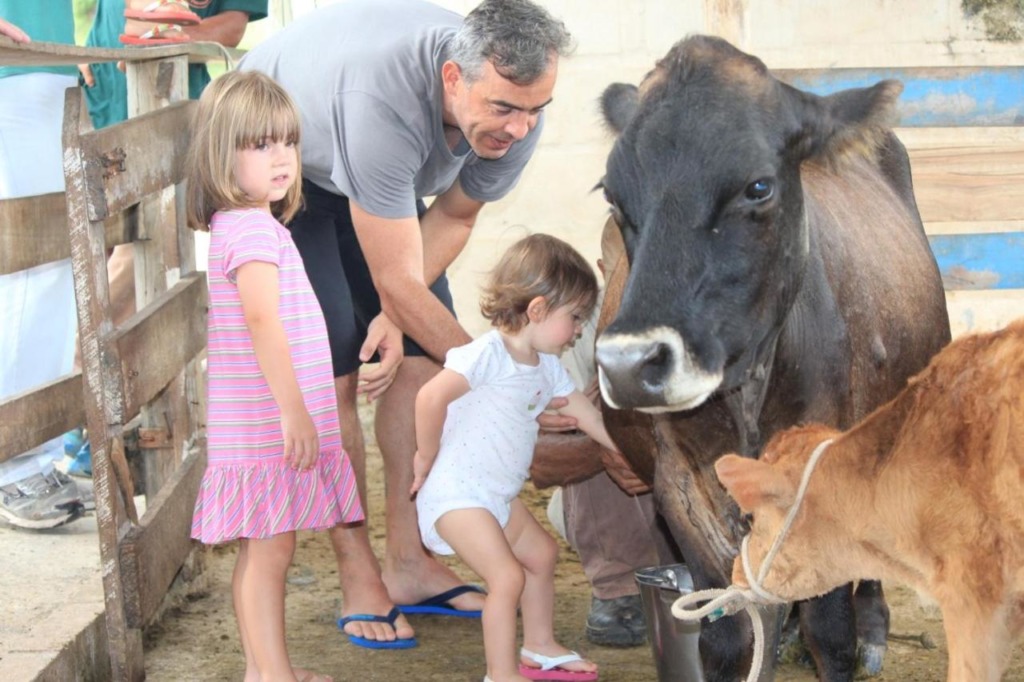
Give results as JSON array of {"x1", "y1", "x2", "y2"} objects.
[{"x1": 450, "y1": 0, "x2": 573, "y2": 85}]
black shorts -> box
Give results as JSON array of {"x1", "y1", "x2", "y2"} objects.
[{"x1": 288, "y1": 180, "x2": 455, "y2": 377}]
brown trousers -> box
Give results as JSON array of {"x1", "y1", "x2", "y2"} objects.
[{"x1": 563, "y1": 472, "x2": 678, "y2": 599}]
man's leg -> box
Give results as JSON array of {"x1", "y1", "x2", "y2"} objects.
[
  {"x1": 374, "y1": 356, "x2": 485, "y2": 612},
  {"x1": 330, "y1": 371, "x2": 414, "y2": 642},
  {"x1": 564, "y1": 472, "x2": 666, "y2": 646}
]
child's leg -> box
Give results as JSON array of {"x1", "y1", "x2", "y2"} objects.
[
  {"x1": 233, "y1": 540, "x2": 261, "y2": 682},
  {"x1": 436, "y1": 508, "x2": 526, "y2": 682},
  {"x1": 235, "y1": 540, "x2": 334, "y2": 682},
  {"x1": 236, "y1": 531, "x2": 298, "y2": 681},
  {"x1": 505, "y1": 499, "x2": 597, "y2": 675}
]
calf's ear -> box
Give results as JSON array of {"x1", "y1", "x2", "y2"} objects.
[{"x1": 715, "y1": 454, "x2": 795, "y2": 512}]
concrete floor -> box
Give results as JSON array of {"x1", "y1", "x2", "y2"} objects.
[
  {"x1": 0, "y1": 500, "x2": 104, "y2": 681},
  {"x1": 0, "y1": 476, "x2": 150, "y2": 681}
]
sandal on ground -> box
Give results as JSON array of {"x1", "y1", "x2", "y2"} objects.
[
  {"x1": 337, "y1": 606, "x2": 418, "y2": 650},
  {"x1": 119, "y1": 24, "x2": 192, "y2": 46},
  {"x1": 519, "y1": 648, "x2": 599, "y2": 681},
  {"x1": 124, "y1": 1, "x2": 200, "y2": 25}
]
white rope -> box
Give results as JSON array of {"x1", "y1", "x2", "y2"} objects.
[{"x1": 670, "y1": 438, "x2": 834, "y2": 682}]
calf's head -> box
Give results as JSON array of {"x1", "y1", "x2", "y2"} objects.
[
  {"x1": 715, "y1": 425, "x2": 854, "y2": 602},
  {"x1": 595, "y1": 35, "x2": 902, "y2": 412}
]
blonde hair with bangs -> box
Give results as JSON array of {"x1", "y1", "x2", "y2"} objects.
[
  {"x1": 480, "y1": 233, "x2": 598, "y2": 333},
  {"x1": 185, "y1": 70, "x2": 303, "y2": 231}
]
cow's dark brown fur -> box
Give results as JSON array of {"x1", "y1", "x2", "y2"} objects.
[{"x1": 717, "y1": 319, "x2": 1024, "y2": 682}]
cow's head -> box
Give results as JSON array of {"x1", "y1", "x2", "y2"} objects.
[
  {"x1": 595, "y1": 35, "x2": 901, "y2": 412},
  {"x1": 714, "y1": 424, "x2": 850, "y2": 601}
]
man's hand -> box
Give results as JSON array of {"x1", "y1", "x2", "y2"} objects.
[
  {"x1": 0, "y1": 17, "x2": 30, "y2": 43},
  {"x1": 357, "y1": 312, "x2": 404, "y2": 401},
  {"x1": 538, "y1": 396, "x2": 578, "y2": 432},
  {"x1": 77, "y1": 63, "x2": 95, "y2": 87},
  {"x1": 410, "y1": 450, "x2": 431, "y2": 496},
  {"x1": 600, "y1": 448, "x2": 651, "y2": 495}
]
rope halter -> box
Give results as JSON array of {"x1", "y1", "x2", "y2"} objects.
[{"x1": 670, "y1": 438, "x2": 834, "y2": 682}]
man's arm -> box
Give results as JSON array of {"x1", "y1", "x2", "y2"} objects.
[
  {"x1": 184, "y1": 10, "x2": 250, "y2": 47},
  {"x1": 349, "y1": 184, "x2": 480, "y2": 363},
  {"x1": 419, "y1": 179, "x2": 482, "y2": 286},
  {"x1": 531, "y1": 431, "x2": 607, "y2": 488}
]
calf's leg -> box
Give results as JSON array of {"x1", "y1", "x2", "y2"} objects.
[{"x1": 941, "y1": 600, "x2": 1011, "y2": 682}]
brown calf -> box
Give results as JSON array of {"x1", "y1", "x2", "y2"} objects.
[{"x1": 715, "y1": 319, "x2": 1024, "y2": 682}]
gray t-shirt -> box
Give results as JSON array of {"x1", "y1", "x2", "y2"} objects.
[{"x1": 239, "y1": 0, "x2": 544, "y2": 219}]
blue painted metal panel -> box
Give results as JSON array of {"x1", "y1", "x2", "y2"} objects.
[
  {"x1": 928, "y1": 232, "x2": 1024, "y2": 290},
  {"x1": 776, "y1": 66, "x2": 1024, "y2": 127}
]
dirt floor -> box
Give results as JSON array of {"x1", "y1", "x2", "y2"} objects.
[{"x1": 142, "y1": 402, "x2": 1024, "y2": 682}]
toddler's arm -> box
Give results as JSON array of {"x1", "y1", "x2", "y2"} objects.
[
  {"x1": 411, "y1": 368, "x2": 470, "y2": 494},
  {"x1": 557, "y1": 389, "x2": 620, "y2": 455},
  {"x1": 237, "y1": 261, "x2": 319, "y2": 470}
]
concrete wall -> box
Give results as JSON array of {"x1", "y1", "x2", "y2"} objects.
[{"x1": 277, "y1": 0, "x2": 1023, "y2": 337}]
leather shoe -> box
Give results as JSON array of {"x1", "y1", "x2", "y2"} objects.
[{"x1": 585, "y1": 594, "x2": 647, "y2": 647}]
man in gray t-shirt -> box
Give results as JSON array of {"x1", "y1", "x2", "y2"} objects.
[{"x1": 240, "y1": 0, "x2": 573, "y2": 648}]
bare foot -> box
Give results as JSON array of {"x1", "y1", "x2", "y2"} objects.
[
  {"x1": 331, "y1": 527, "x2": 415, "y2": 643},
  {"x1": 383, "y1": 555, "x2": 486, "y2": 613},
  {"x1": 338, "y1": 566, "x2": 414, "y2": 642},
  {"x1": 520, "y1": 645, "x2": 598, "y2": 676}
]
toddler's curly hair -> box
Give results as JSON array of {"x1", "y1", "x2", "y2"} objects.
[{"x1": 480, "y1": 233, "x2": 598, "y2": 333}]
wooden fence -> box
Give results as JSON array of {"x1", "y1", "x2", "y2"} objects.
[{"x1": 0, "y1": 36, "x2": 230, "y2": 681}]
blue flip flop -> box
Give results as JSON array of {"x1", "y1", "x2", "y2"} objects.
[
  {"x1": 337, "y1": 606, "x2": 418, "y2": 649},
  {"x1": 397, "y1": 584, "x2": 486, "y2": 618}
]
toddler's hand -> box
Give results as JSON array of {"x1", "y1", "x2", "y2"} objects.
[
  {"x1": 410, "y1": 450, "x2": 430, "y2": 496},
  {"x1": 281, "y1": 406, "x2": 319, "y2": 471}
]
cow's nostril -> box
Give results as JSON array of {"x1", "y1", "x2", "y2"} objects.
[{"x1": 639, "y1": 342, "x2": 672, "y2": 390}]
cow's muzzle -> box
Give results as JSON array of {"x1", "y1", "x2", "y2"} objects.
[{"x1": 596, "y1": 326, "x2": 722, "y2": 412}]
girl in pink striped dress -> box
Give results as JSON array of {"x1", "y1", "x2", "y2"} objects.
[{"x1": 186, "y1": 70, "x2": 361, "y2": 682}]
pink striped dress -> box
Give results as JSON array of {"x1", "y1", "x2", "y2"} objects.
[{"x1": 191, "y1": 208, "x2": 363, "y2": 544}]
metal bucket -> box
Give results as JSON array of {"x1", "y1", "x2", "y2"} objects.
[{"x1": 635, "y1": 564, "x2": 704, "y2": 682}]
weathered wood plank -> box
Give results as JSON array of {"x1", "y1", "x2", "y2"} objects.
[
  {"x1": 946, "y1": 288, "x2": 1024, "y2": 338},
  {"x1": 928, "y1": 232, "x2": 1024, "y2": 290},
  {"x1": 0, "y1": 374, "x2": 85, "y2": 464},
  {"x1": 77, "y1": 101, "x2": 194, "y2": 222},
  {"x1": 63, "y1": 85, "x2": 145, "y2": 682},
  {"x1": 925, "y1": 220, "x2": 1024, "y2": 236},
  {"x1": 113, "y1": 273, "x2": 208, "y2": 421},
  {"x1": 777, "y1": 65, "x2": 1024, "y2": 126},
  {"x1": 907, "y1": 142, "x2": 1024, "y2": 223},
  {"x1": 0, "y1": 35, "x2": 239, "y2": 67},
  {"x1": 119, "y1": 446, "x2": 205, "y2": 628},
  {"x1": 0, "y1": 193, "x2": 138, "y2": 274}
]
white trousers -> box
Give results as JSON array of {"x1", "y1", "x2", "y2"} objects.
[{"x1": 0, "y1": 72, "x2": 79, "y2": 486}]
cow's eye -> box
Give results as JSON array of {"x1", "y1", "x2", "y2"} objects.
[{"x1": 745, "y1": 178, "x2": 774, "y2": 202}]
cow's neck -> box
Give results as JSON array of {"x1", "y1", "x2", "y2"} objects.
[{"x1": 723, "y1": 329, "x2": 781, "y2": 457}]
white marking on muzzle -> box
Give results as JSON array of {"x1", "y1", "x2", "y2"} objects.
[{"x1": 596, "y1": 326, "x2": 723, "y2": 413}]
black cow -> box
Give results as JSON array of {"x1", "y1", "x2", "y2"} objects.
[{"x1": 594, "y1": 36, "x2": 951, "y2": 681}]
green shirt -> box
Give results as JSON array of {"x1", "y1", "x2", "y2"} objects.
[
  {"x1": 83, "y1": 0, "x2": 267, "y2": 129},
  {"x1": 0, "y1": 0, "x2": 77, "y2": 79}
]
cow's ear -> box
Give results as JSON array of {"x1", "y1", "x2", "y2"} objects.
[
  {"x1": 787, "y1": 79, "x2": 902, "y2": 165},
  {"x1": 715, "y1": 454, "x2": 795, "y2": 512},
  {"x1": 600, "y1": 83, "x2": 640, "y2": 134}
]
